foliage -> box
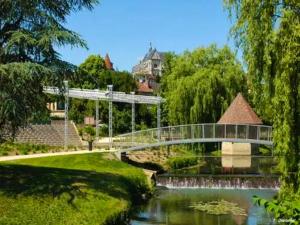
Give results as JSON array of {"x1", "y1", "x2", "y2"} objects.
[
  {"x1": 79, "y1": 125, "x2": 96, "y2": 142},
  {"x1": 0, "y1": 0, "x2": 98, "y2": 140},
  {"x1": 190, "y1": 199, "x2": 247, "y2": 216},
  {"x1": 0, "y1": 63, "x2": 51, "y2": 141},
  {"x1": 0, "y1": 153, "x2": 151, "y2": 225},
  {"x1": 73, "y1": 54, "x2": 136, "y2": 91},
  {"x1": 69, "y1": 54, "x2": 156, "y2": 134},
  {"x1": 161, "y1": 45, "x2": 246, "y2": 125},
  {"x1": 135, "y1": 105, "x2": 157, "y2": 129},
  {"x1": 78, "y1": 125, "x2": 96, "y2": 150},
  {"x1": 223, "y1": 0, "x2": 300, "y2": 155},
  {"x1": 224, "y1": 0, "x2": 300, "y2": 220},
  {"x1": 0, "y1": 142, "x2": 60, "y2": 156},
  {"x1": 253, "y1": 194, "x2": 300, "y2": 224},
  {"x1": 210, "y1": 149, "x2": 222, "y2": 156},
  {"x1": 167, "y1": 156, "x2": 198, "y2": 170},
  {"x1": 259, "y1": 146, "x2": 272, "y2": 156},
  {"x1": 0, "y1": 0, "x2": 98, "y2": 85}
]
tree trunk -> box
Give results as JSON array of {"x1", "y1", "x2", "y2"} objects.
[{"x1": 88, "y1": 141, "x2": 93, "y2": 151}]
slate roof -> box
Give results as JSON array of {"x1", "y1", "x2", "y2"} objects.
[
  {"x1": 143, "y1": 47, "x2": 165, "y2": 61},
  {"x1": 217, "y1": 93, "x2": 263, "y2": 124}
]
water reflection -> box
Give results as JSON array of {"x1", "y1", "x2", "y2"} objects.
[
  {"x1": 168, "y1": 156, "x2": 279, "y2": 175},
  {"x1": 222, "y1": 156, "x2": 251, "y2": 168},
  {"x1": 131, "y1": 189, "x2": 277, "y2": 225}
]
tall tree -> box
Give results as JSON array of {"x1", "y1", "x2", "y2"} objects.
[
  {"x1": 224, "y1": 0, "x2": 300, "y2": 154},
  {"x1": 161, "y1": 45, "x2": 246, "y2": 125},
  {"x1": 0, "y1": 0, "x2": 97, "y2": 63},
  {"x1": 224, "y1": 1, "x2": 300, "y2": 218},
  {"x1": 69, "y1": 54, "x2": 138, "y2": 134},
  {"x1": 0, "y1": 63, "x2": 51, "y2": 140},
  {"x1": 0, "y1": 0, "x2": 99, "y2": 140}
]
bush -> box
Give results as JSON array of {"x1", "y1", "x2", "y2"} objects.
[
  {"x1": 211, "y1": 149, "x2": 221, "y2": 156},
  {"x1": 253, "y1": 194, "x2": 300, "y2": 224},
  {"x1": 167, "y1": 156, "x2": 198, "y2": 170},
  {"x1": 0, "y1": 142, "x2": 59, "y2": 156},
  {"x1": 259, "y1": 146, "x2": 272, "y2": 155}
]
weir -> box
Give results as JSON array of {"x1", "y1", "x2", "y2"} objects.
[
  {"x1": 154, "y1": 156, "x2": 280, "y2": 189},
  {"x1": 156, "y1": 174, "x2": 280, "y2": 189}
]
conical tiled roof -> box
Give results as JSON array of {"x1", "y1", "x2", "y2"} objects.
[{"x1": 218, "y1": 93, "x2": 262, "y2": 124}]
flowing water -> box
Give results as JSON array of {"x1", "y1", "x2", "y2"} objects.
[
  {"x1": 131, "y1": 156, "x2": 279, "y2": 224},
  {"x1": 158, "y1": 156, "x2": 280, "y2": 189}
]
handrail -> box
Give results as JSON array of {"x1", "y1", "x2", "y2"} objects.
[{"x1": 114, "y1": 123, "x2": 273, "y2": 151}]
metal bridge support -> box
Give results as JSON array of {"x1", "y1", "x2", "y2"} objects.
[
  {"x1": 95, "y1": 98, "x2": 99, "y2": 141},
  {"x1": 64, "y1": 80, "x2": 69, "y2": 151},
  {"x1": 157, "y1": 101, "x2": 161, "y2": 140},
  {"x1": 131, "y1": 92, "x2": 135, "y2": 144},
  {"x1": 108, "y1": 85, "x2": 113, "y2": 149},
  {"x1": 131, "y1": 92, "x2": 135, "y2": 133}
]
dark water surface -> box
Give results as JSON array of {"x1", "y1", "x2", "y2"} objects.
[
  {"x1": 168, "y1": 156, "x2": 279, "y2": 175},
  {"x1": 131, "y1": 188, "x2": 277, "y2": 225}
]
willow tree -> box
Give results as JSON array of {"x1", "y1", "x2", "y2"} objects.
[
  {"x1": 224, "y1": 0, "x2": 300, "y2": 154},
  {"x1": 224, "y1": 1, "x2": 300, "y2": 218},
  {"x1": 161, "y1": 45, "x2": 246, "y2": 125},
  {"x1": 0, "y1": 0, "x2": 98, "y2": 140}
]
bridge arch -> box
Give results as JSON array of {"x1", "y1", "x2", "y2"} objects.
[{"x1": 114, "y1": 123, "x2": 273, "y2": 152}]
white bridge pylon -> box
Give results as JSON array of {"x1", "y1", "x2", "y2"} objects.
[{"x1": 44, "y1": 84, "x2": 165, "y2": 149}]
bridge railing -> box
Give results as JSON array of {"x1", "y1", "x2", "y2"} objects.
[{"x1": 114, "y1": 123, "x2": 273, "y2": 151}]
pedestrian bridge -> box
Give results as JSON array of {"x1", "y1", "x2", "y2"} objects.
[{"x1": 114, "y1": 123, "x2": 273, "y2": 152}]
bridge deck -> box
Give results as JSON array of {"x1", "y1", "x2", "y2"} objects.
[{"x1": 114, "y1": 123, "x2": 273, "y2": 152}]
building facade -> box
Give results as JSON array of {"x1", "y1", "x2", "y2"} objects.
[{"x1": 132, "y1": 45, "x2": 165, "y2": 93}]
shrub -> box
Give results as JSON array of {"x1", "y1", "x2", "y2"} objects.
[
  {"x1": 259, "y1": 146, "x2": 272, "y2": 155},
  {"x1": 0, "y1": 142, "x2": 58, "y2": 156},
  {"x1": 167, "y1": 156, "x2": 198, "y2": 170}
]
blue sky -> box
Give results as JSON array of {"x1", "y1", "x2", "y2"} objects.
[{"x1": 58, "y1": 0, "x2": 235, "y2": 71}]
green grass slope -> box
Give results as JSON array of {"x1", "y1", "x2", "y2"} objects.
[{"x1": 0, "y1": 153, "x2": 151, "y2": 225}]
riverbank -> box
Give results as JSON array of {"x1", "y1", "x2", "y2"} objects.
[{"x1": 0, "y1": 153, "x2": 152, "y2": 225}]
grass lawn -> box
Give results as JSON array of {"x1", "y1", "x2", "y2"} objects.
[{"x1": 0, "y1": 153, "x2": 151, "y2": 225}]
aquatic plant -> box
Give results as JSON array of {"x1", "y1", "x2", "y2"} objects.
[{"x1": 190, "y1": 199, "x2": 247, "y2": 216}]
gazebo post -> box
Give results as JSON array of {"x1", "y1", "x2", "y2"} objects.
[
  {"x1": 157, "y1": 100, "x2": 161, "y2": 141},
  {"x1": 95, "y1": 98, "x2": 99, "y2": 141}
]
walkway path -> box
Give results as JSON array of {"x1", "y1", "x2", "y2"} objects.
[
  {"x1": 115, "y1": 123, "x2": 273, "y2": 152},
  {"x1": 0, "y1": 149, "x2": 117, "y2": 162}
]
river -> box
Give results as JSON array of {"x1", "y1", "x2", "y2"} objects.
[
  {"x1": 131, "y1": 188, "x2": 277, "y2": 225},
  {"x1": 130, "y1": 156, "x2": 278, "y2": 225}
]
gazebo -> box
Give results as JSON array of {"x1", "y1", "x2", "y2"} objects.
[{"x1": 217, "y1": 93, "x2": 263, "y2": 155}]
